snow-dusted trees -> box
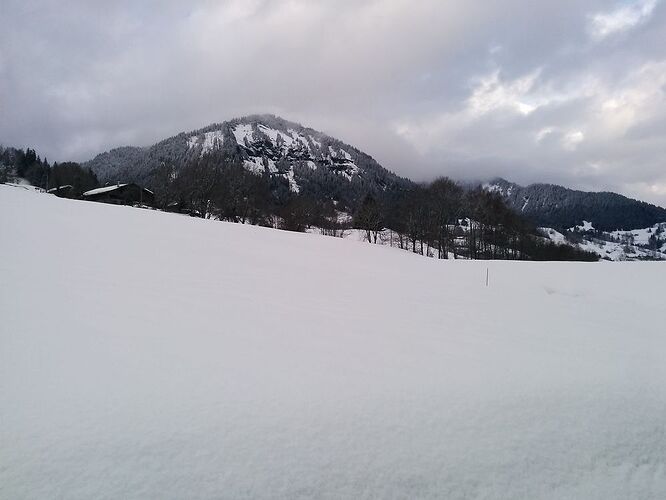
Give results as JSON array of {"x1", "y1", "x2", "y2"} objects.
[
  {"x1": 7, "y1": 147, "x2": 50, "y2": 188},
  {"x1": 0, "y1": 145, "x2": 99, "y2": 194},
  {"x1": 353, "y1": 194, "x2": 383, "y2": 243},
  {"x1": 425, "y1": 178, "x2": 463, "y2": 259},
  {"x1": 152, "y1": 162, "x2": 178, "y2": 209},
  {"x1": 168, "y1": 154, "x2": 275, "y2": 223},
  {"x1": 213, "y1": 164, "x2": 272, "y2": 224},
  {"x1": 366, "y1": 179, "x2": 596, "y2": 261},
  {"x1": 48, "y1": 162, "x2": 99, "y2": 197},
  {"x1": 174, "y1": 157, "x2": 223, "y2": 218}
]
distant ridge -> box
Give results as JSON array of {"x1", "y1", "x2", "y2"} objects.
[{"x1": 483, "y1": 178, "x2": 666, "y2": 231}]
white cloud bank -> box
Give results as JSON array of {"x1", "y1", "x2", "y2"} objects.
[{"x1": 589, "y1": 0, "x2": 659, "y2": 40}]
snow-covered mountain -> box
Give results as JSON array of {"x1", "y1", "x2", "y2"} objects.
[
  {"x1": 85, "y1": 115, "x2": 408, "y2": 203},
  {"x1": 483, "y1": 178, "x2": 666, "y2": 232}
]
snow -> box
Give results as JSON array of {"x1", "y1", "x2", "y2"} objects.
[
  {"x1": 202, "y1": 130, "x2": 224, "y2": 152},
  {"x1": 611, "y1": 223, "x2": 666, "y2": 246},
  {"x1": 541, "y1": 223, "x2": 666, "y2": 261},
  {"x1": 187, "y1": 125, "x2": 360, "y2": 189},
  {"x1": 186, "y1": 130, "x2": 225, "y2": 156},
  {"x1": 336, "y1": 210, "x2": 352, "y2": 224},
  {"x1": 233, "y1": 124, "x2": 255, "y2": 146},
  {"x1": 285, "y1": 169, "x2": 300, "y2": 193},
  {"x1": 483, "y1": 182, "x2": 513, "y2": 197},
  {"x1": 47, "y1": 184, "x2": 73, "y2": 193},
  {"x1": 82, "y1": 184, "x2": 154, "y2": 197},
  {"x1": 258, "y1": 124, "x2": 293, "y2": 148},
  {"x1": 3, "y1": 181, "x2": 42, "y2": 192},
  {"x1": 242, "y1": 157, "x2": 265, "y2": 175},
  {"x1": 539, "y1": 227, "x2": 567, "y2": 244},
  {"x1": 287, "y1": 129, "x2": 311, "y2": 150},
  {"x1": 571, "y1": 220, "x2": 595, "y2": 232},
  {"x1": 2, "y1": 183, "x2": 666, "y2": 499},
  {"x1": 265, "y1": 158, "x2": 278, "y2": 174},
  {"x1": 326, "y1": 146, "x2": 359, "y2": 178},
  {"x1": 82, "y1": 183, "x2": 128, "y2": 196}
]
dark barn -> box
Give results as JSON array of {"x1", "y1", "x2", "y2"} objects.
[{"x1": 83, "y1": 183, "x2": 155, "y2": 207}]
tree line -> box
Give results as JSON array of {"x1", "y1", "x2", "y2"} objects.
[
  {"x1": 1, "y1": 146, "x2": 99, "y2": 196},
  {"x1": 354, "y1": 180, "x2": 597, "y2": 261}
]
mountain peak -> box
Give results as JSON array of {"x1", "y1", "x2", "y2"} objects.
[{"x1": 85, "y1": 116, "x2": 407, "y2": 208}]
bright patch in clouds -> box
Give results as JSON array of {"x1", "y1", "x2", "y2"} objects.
[
  {"x1": 649, "y1": 182, "x2": 666, "y2": 195},
  {"x1": 562, "y1": 130, "x2": 585, "y2": 151},
  {"x1": 467, "y1": 70, "x2": 541, "y2": 116},
  {"x1": 594, "y1": 61, "x2": 666, "y2": 136},
  {"x1": 589, "y1": 0, "x2": 659, "y2": 40},
  {"x1": 535, "y1": 127, "x2": 586, "y2": 152},
  {"x1": 535, "y1": 127, "x2": 556, "y2": 142}
]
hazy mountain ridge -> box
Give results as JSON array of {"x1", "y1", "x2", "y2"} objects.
[{"x1": 484, "y1": 178, "x2": 666, "y2": 231}]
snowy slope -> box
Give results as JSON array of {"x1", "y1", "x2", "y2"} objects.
[
  {"x1": 2, "y1": 185, "x2": 666, "y2": 499},
  {"x1": 540, "y1": 224, "x2": 666, "y2": 261},
  {"x1": 611, "y1": 222, "x2": 666, "y2": 250}
]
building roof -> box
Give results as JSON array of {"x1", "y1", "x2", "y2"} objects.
[
  {"x1": 83, "y1": 184, "x2": 154, "y2": 197},
  {"x1": 47, "y1": 185, "x2": 73, "y2": 193},
  {"x1": 83, "y1": 184, "x2": 128, "y2": 196}
]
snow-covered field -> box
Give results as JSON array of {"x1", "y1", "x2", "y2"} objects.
[{"x1": 2, "y1": 184, "x2": 666, "y2": 499}]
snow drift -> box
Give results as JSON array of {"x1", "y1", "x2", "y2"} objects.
[{"x1": 1, "y1": 184, "x2": 666, "y2": 499}]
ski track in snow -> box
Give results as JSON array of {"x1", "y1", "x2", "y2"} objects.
[{"x1": 1, "y1": 184, "x2": 666, "y2": 499}]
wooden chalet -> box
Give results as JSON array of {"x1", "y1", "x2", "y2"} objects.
[{"x1": 82, "y1": 183, "x2": 155, "y2": 206}]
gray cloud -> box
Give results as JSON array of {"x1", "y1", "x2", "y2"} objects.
[{"x1": 1, "y1": 0, "x2": 665, "y2": 205}]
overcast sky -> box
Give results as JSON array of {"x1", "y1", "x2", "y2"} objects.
[{"x1": 1, "y1": 0, "x2": 665, "y2": 205}]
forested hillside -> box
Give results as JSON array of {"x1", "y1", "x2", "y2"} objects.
[
  {"x1": 0, "y1": 146, "x2": 99, "y2": 197},
  {"x1": 85, "y1": 114, "x2": 410, "y2": 212},
  {"x1": 484, "y1": 178, "x2": 666, "y2": 231}
]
